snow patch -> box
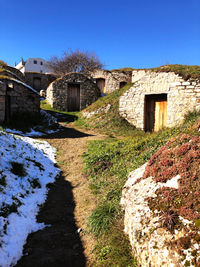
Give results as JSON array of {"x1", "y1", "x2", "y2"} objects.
[
  {"x1": 0, "y1": 131, "x2": 60, "y2": 266},
  {"x1": 5, "y1": 110, "x2": 61, "y2": 137}
]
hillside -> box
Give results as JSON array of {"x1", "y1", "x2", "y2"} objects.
[{"x1": 78, "y1": 83, "x2": 145, "y2": 137}]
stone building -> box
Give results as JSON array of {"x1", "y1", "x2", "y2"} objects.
[
  {"x1": 0, "y1": 78, "x2": 40, "y2": 123},
  {"x1": 92, "y1": 69, "x2": 132, "y2": 94},
  {"x1": 24, "y1": 72, "x2": 57, "y2": 93},
  {"x1": 46, "y1": 73, "x2": 101, "y2": 111},
  {"x1": 119, "y1": 70, "x2": 200, "y2": 131}
]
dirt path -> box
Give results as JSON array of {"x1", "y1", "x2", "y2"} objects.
[{"x1": 16, "y1": 124, "x2": 105, "y2": 267}]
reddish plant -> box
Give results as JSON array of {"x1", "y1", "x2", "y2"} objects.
[{"x1": 160, "y1": 210, "x2": 179, "y2": 232}]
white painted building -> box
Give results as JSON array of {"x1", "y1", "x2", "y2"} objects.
[{"x1": 15, "y1": 58, "x2": 53, "y2": 74}]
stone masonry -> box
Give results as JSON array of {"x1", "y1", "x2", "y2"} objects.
[
  {"x1": 119, "y1": 71, "x2": 200, "y2": 130},
  {"x1": 0, "y1": 78, "x2": 40, "y2": 122},
  {"x1": 25, "y1": 72, "x2": 57, "y2": 92},
  {"x1": 46, "y1": 72, "x2": 100, "y2": 111},
  {"x1": 0, "y1": 81, "x2": 6, "y2": 122},
  {"x1": 92, "y1": 69, "x2": 132, "y2": 94}
]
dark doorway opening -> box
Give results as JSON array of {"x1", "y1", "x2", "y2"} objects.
[
  {"x1": 67, "y1": 83, "x2": 80, "y2": 111},
  {"x1": 120, "y1": 81, "x2": 127, "y2": 88},
  {"x1": 144, "y1": 94, "x2": 167, "y2": 132},
  {"x1": 96, "y1": 78, "x2": 106, "y2": 94},
  {"x1": 5, "y1": 95, "x2": 11, "y2": 123},
  {"x1": 33, "y1": 77, "x2": 41, "y2": 91}
]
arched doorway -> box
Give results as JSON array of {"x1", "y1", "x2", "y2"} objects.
[
  {"x1": 33, "y1": 77, "x2": 41, "y2": 91},
  {"x1": 120, "y1": 81, "x2": 127, "y2": 88},
  {"x1": 96, "y1": 78, "x2": 106, "y2": 94},
  {"x1": 67, "y1": 83, "x2": 80, "y2": 111}
]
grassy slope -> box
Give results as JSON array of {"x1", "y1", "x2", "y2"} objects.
[
  {"x1": 110, "y1": 64, "x2": 200, "y2": 80},
  {"x1": 83, "y1": 113, "x2": 200, "y2": 266},
  {"x1": 77, "y1": 84, "x2": 200, "y2": 266},
  {"x1": 151, "y1": 64, "x2": 200, "y2": 80},
  {"x1": 75, "y1": 83, "x2": 146, "y2": 137}
]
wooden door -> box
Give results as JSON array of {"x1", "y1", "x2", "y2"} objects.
[
  {"x1": 33, "y1": 77, "x2": 41, "y2": 91},
  {"x1": 154, "y1": 100, "x2": 167, "y2": 132},
  {"x1": 145, "y1": 94, "x2": 167, "y2": 132},
  {"x1": 5, "y1": 95, "x2": 11, "y2": 123},
  {"x1": 145, "y1": 97, "x2": 155, "y2": 132},
  {"x1": 67, "y1": 84, "x2": 80, "y2": 111},
  {"x1": 96, "y1": 79, "x2": 106, "y2": 94}
]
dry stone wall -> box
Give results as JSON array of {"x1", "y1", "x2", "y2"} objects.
[
  {"x1": 0, "y1": 79, "x2": 40, "y2": 122},
  {"x1": 0, "y1": 82, "x2": 6, "y2": 121},
  {"x1": 7, "y1": 80, "x2": 40, "y2": 116},
  {"x1": 46, "y1": 73, "x2": 100, "y2": 111},
  {"x1": 92, "y1": 69, "x2": 132, "y2": 93},
  {"x1": 25, "y1": 72, "x2": 57, "y2": 92},
  {"x1": 119, "y1": 71, "x2": 200, "y2": 129}
]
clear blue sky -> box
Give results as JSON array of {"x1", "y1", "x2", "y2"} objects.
[{"x1": 0, "y1": 0, "x2": 200, "y2": 69}]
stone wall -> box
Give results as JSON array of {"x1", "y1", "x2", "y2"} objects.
[
  {"x1": 8, "y1": 81, "x2": 40, "y2": 116},
  {"x1": 25, "y1": 72, "x2": 57, "y2": 92},
  {"x1": 92, "y1": 69, "x2": 132, "y2": 93},
  {"x1": 46, "y1": 72, "x2": 100, "y2": 111},
  {"x1": 119, "y1": 71, "x2": 200, "y2": 130},
  {"x1": 0, "y1": 79, "x2": 40, "y2": 122},
  {"x1": 0, "y1": 82, "x2": 6, "y2": 122}
]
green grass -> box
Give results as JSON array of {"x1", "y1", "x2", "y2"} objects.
[
  {"x1": 151, "y1": 64, "x2": 200, "y2": 80},
  {"x1": 109, "y1": 64, "x2": 200, "y2": 80},
  {"x1": 84, "y1": 83, "x2": 133, "y2": 112},
  {"x1": 41, "y1": 100, "x2": 79, "y2": 123},
  {"x1": 76, "y1": 83, "x2": 147, "y2": 137},
  {"x1": 83, "y1": 110, "x2": 200, "y2": 266}
]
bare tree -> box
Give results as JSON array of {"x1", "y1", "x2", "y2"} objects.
[{"x1": 48, "y1": 50, "x2": 104, "y2": 76}]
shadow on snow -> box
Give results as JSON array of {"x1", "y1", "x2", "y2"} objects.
[{"x1": 15, "y1": 173, "x2": 86, "y2": 267}]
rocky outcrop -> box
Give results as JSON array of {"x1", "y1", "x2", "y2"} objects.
[
  {"x1": 121, "y1": 164, "x2": 199, "y2": 267},
  {"x1": 82, "y1": 104, "x2": 111, "y2": 118}
]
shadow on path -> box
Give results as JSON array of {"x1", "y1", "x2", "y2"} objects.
[
  {"x1": 43, "y1": 126, "x2": 94, "y2": 139},
  {"x1": 15, "y1": 173, "x2": 86, "y2": 267},
  {"x1": 45, "y1": 110, "x2": 78, "y2": 123}
]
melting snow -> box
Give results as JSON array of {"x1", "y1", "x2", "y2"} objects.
[
  {"x1": 0, "y1": 131, "x2": 60, "y2": 266},
  {"x1": 5, "y1": 110, "x2": 61, "y2": 137}
]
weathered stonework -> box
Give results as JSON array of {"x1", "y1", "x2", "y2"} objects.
[
  {"x1": 0, "y1": 78, "x2": 40, "y2": 122},
  {"x1": 92, "y1": 69, "x2": 132, "y2": 94},
  {"x1": 82, "y1": 104, "x2": 111, "y2": 118},
  {"x1": 46, "y1": 72, "x2": 101, "y2": 111},
  {"x1": 25, "y1": 72, "x2": 57, "y2": 92},
  {"x1": 121, "y1": 164, "x2": 196, "y2": 266},
  {"x1": 119, "y1": 71, "x2": 200, "y2": 130},
  {"x1": 0, "y1": 82, "x2": 6, "y2": 122}
]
